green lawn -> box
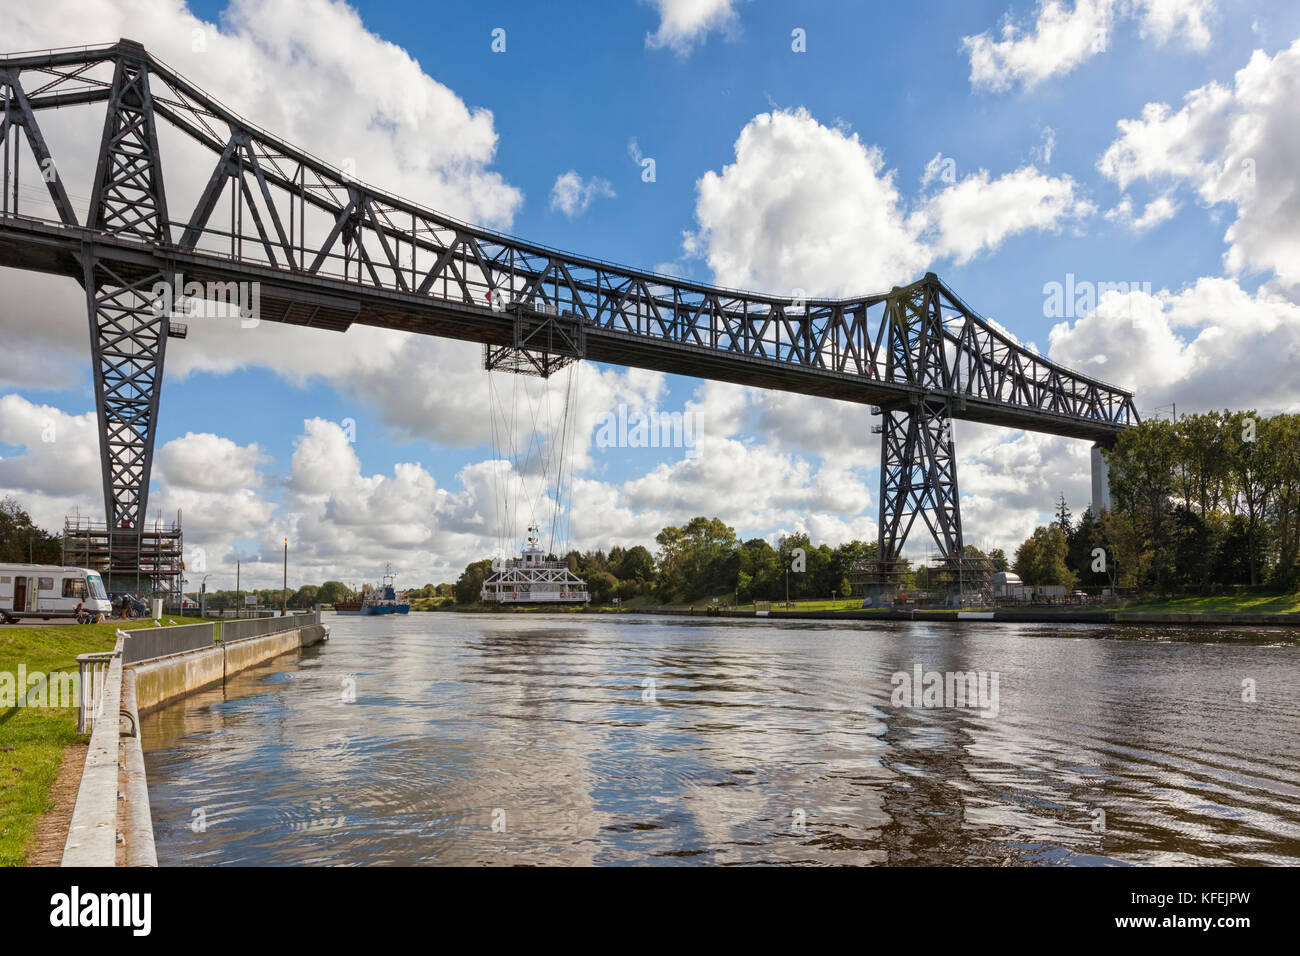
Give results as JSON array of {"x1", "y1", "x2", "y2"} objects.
[
  {"x1": 766, "y1": 598, "x2": 871, "y2": 612},
  {"x1": 664, "y1": 593, "x2": 1300, "y2": 616},
  {"x1": 0, "y1": 618, "x2": 223, "y2": 866},
  {"x1": 659, "y1": 591, "x2": 903, "y2": 612},
  {"x1": 755, "y1": 594, "x2": 1300, "y2": 616},
  {"x1": 420, "y1": 592, "x2": 1300, "y2": 617},
  {"x1": 1119, "y1": 593, "x2": 1300, "y2": 614}
]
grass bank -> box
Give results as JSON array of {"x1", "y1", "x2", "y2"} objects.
[
  {"x1": 408, "y1": 590, "x2": 1300, "y2": 618},
  {"x1": 0, "y1": 618, "x2": 222, "y2": 866},
  {"x1": 624, "y1": 592, "x2": 1300, "y2": 618},
  {"x1": 1117, "y1": 593, "x2": 1300, "y2": 614}
]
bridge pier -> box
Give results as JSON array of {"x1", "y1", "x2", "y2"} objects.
[
  {"x1": 877, "y1": 398, "x2": 963, "y2": 561},
  {"x1": 81, "y1": 258, "x2": 173, "y2": 531},
  {"x1": 68, "y1": 42, "x2": 182, "y2": 600},
  {"x1": 88, "y1": 42, "x2": 170, "y2": 531},
  {"x1": 1090, "y1": 443, "x2": 1111, "y2": 513}
]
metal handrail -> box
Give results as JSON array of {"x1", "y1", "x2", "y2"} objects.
[{"x1": 75, "y1": 649, "x2": 118, "y2": 735}]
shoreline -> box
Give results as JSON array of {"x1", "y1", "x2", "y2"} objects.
[
  {"x1": 633, "y1": 607, "x2": 1300, "y2": 626},
  {"x1": 406, "y1": 605, "x2": 1300, "y2": 627}
]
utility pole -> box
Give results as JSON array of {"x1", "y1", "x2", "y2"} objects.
[
  {"x1": 779, "y1": 534, "x2": 789, "y2": 608},
  {"x1": 236, "y1": 559, "x2": 241, "y2": 618},
  {"x1": 282, "y1": 538, "x2": 288, "y2": 616}
]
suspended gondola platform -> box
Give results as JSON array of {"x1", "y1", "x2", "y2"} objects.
[{"x1": 481, "y1": 527, "x2": 590, "y2": 604}]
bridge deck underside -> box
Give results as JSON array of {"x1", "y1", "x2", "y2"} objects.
[{"x1": 0, "y1": 220, "x2": 1124, "y2": 444}]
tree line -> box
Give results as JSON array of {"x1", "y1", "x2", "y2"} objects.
[
  {"x1": 0, "y1": 497, "x2": 61, "y2": 564},
  {"x1": 14, "y1": 404, "x2": 1294, "y2": 610},
  {"x1": 1010, "y1": 411, "x2": 1300, "y2": 593},
  {"x1": 192, "y1": 581, "x2": 456, "y2": 608},
  {"x1": 453, "y1": 516, "x2": 1010, "y2": 605}
]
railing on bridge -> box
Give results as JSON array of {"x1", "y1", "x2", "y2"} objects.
[{"x1": 0, "y1": 40, "x2": 1138, "y2": 431}]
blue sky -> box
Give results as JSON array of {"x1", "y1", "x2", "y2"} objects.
[
  {"x1": 3, "y1": 0, "x2": 1300, "y2": 589},
  {"x1": 160, "y1": 0, "x2": 1285, "y2": 469}
]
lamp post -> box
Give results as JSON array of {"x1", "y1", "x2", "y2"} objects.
[
  {"x1": 780, "y1": 534, "x2": 790, "y2": 608},
  {"x1": 281, "y1": 538, "x2": 288, "y2": 616},
  {"x1": 200, "y1": 573, "x2": 210, "y2": 619}
]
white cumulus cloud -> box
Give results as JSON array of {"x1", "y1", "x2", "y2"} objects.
[
  {"x1": 1098, "y1": 35, "x2": 1300, "y2": 294},
  {"x1": 1104, "y1": 193, "x2": 1180, "y2": 230},
  {"x1": 918, "y1": 166, "x2": 1095, "y2": 264},
  {"x1": 1048, "y1": 276, "x2": 1300, "y2": 414},
  {"x1": 549, "y1": 171, "x2": 616, "y2": 218},
  {"x1": 682, "y1": 108, "x2": 929, "y2": 296},
  {"x1": 683, "y1": 109, "x2": 1096, "y2": 294},
  {"x1": 964, "y1": 0, "x2": 1216, "y2": 93},
  {"x1": 644, "y1": 0, "x2": 739, "y2": 54}
]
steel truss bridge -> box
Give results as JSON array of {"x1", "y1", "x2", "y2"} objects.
[{"x1": 0, "y1": 39, "x2": 1138, "y2": 582}]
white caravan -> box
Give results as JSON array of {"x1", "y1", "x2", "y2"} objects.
[{"x1": 0, "y1": 564, "x2": 113, "y2": 623}]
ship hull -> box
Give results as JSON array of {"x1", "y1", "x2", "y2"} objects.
[{"x1": 361, "y1": 603, "x2": 409, "y2": 615}]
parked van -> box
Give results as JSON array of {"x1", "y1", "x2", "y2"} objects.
[{"x1": 0, "y1": 564, "x2": 113, "y2": 623}]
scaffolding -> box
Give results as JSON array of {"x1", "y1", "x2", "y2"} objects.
[
  {"x1": 60, "y1": 511, "x2": 184, "y2": 605},
  {"x1": 925, "y1": 551, "x2": 997, "y2": 607},
  {"x1": 848, "y1": 555, "x2": 910, "y2": 605},
  {"x1": 849, "y1": 551, "x2": 996, "y2": 607}
]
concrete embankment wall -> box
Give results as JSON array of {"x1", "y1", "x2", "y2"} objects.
[
  {"x1": 132, "y1": 626, "x2": 313, "y2": 715},
  {"x1": 62, "y1": 639, "x2": 126, "y2": 867},
  {"x1": 117, "y1": 670, "x2": 155, "y2": 867},
  {"x1": 62, "y1": 621, "x2": 328, "y2": 866}
]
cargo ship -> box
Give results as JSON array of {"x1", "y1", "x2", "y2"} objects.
[
  {"x1": 333, "y1": 595, "x2": 363, "y2": 614},
  {"x1": 361, "y1": 565, "x2": 410, "y2": 615}
]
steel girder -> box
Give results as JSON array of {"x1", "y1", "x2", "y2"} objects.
[
  {"x1": 0, "y1": 39, "x2": 1142, "y2": 553},
  {"x1": 877, "y1": 284, "x2": 964, "y2": 559},
  {"x1": 0, "y1": 41, "x2": 1138, "y2": 432},
  {"x1": 81, "y1": 258, "x2": 171, "y2": 531},
  {"x1": 82, "y1": 44, "x2": 171, "y2": 531},
  {"x1": 877, "y1": 401, "x2": 963, "y2": 561},
  {"x1": 88, "y1": 45, "x2": 168, "y2": 241}
]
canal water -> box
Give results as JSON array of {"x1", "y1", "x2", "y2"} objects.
[{"x1": 141, "y1": 613, "x2": 1300, "y2": 865}]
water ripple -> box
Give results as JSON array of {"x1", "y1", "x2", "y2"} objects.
[{"x1": 141, "y1": 613, "x2": 1300, "y2": 865}]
